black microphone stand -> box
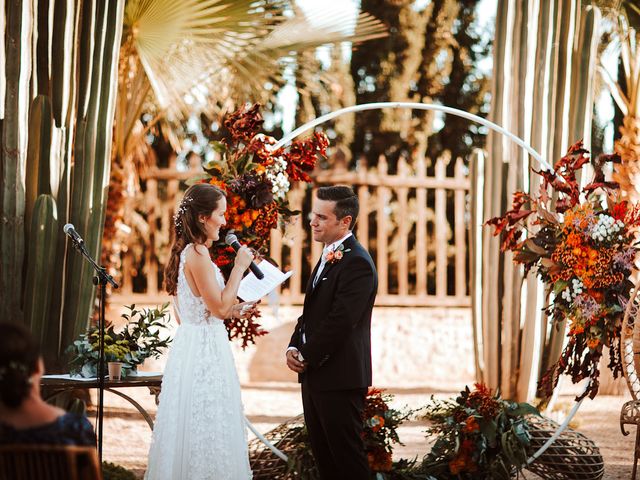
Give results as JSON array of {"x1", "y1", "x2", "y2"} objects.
[{"x1": 67, "y1": 234, "x2": 118, "y2": 464}]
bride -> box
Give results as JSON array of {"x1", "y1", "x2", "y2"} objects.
[{"x1": 146, "y1": 183, "x2": 255, "y2": 479}]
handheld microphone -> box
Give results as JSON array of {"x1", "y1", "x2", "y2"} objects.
[
  {"x1": 63, "y1": 223, "x2": 85, "y2": 247},
  {"x1": 224, "y1": 232, "x2": 264, "y2": 280}
]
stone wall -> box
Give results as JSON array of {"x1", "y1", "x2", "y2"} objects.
[
  {"x1": 123, "y1": 304, "x2": 476, "y2": 390},
  {"x1": 109, "y1": 302, "x2": 630, "y2": 395}
]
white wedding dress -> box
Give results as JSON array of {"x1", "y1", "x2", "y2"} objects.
[{"x1": 146, "y1": 244, "x2": 252, "y2": 480}]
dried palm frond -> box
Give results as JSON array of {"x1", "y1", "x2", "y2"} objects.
[
  {"x1": 213, "y1": 10, "x2": 388, "y2": 108},
  {"x1": 124, "y1": 0, "x2": 284, "y2": 114},
  {"x1": 123, "y1": 0, "x2": 387, "y2": 119}
]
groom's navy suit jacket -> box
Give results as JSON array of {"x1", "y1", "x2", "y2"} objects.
[{"x1": 289, "y1": 235, "x2": 378, "y2": 391}]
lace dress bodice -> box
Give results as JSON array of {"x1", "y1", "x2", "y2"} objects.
[{"x1": 175, "y1": 244, "x2": 227, "y2": 326}]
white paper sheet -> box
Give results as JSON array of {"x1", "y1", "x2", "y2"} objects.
[
  {"x1": 42, "y1": 371, "x2": 162, "y2": 381},
  {"x1": 42, "y1": 374, "x2": 103, "y2": 382},
  {"x1": 237, "y1": 261, "x2": 293, "y2": 302}
]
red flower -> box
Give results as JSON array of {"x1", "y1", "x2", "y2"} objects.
[
  {"x1": 367, "y1": 447, "x2": 392, "y2": 472},
  {"x1": 286, "y1": 132, "x2": 328, "y2": 182},
  {"x1": 611, "y1": 201, "x2": 628, "y2": 221},
  {"x1": 224, "y1": 103, "x2": 264, "y2": 143}
]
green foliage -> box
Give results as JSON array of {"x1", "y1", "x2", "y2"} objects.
[
  {"x1": 284, "y1": 425, "x2": 426, "y2": 480},
  {"x1": 67, "y1": 304, "x2": 172, "y2": 378},
  {"x1": 102, "y1": 462, "x2": 137, "y2": 480},
  {"x1": 284, "y1": 389, "x2": 418, "y2": 479},
  {"x1": 350, "y1": 0, "x2": 488, "y2": 167},
  {"x1": 417, "y1": 384, "x2": 539, "y2": 479},
  {"x1": 424, "y1": 0, "x2": 491, "y2": 162}
]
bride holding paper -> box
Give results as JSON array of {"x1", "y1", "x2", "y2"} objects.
[{"x1": 145, "y1": 183, "x2": 257, "y2": 480}]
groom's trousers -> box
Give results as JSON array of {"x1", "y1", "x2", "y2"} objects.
[{"x1": 301, "y1": 381, "x2": 369, "y2": 480}]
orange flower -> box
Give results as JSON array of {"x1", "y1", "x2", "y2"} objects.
[
  {"x1": 449, "y1": 455, "x2": 466, "y2": 475},
  {"x1": 208, "y1": 178, "x2": 228, "y2": 192},
  {"x1": 369, "y1": 415, "x2": 385, "y2": 432},
  {"x1": 367, "y1": 447, "x2": 392, "y2": 472},
  {"x1": 587, "y1": 337, "x2": 600, "y2": 349},
  {"x1": 589, "y1": 290, "x2": 604, "y2": 303},
  {"x1": 464, "y1": 416, "x2": 480, "y2": 433},
  {"x1": 569, "y1": 321, "x2": 585, "y2": 335},
  {"x1": 566, "y1": 232, "x2": 582, "y2": 247}
]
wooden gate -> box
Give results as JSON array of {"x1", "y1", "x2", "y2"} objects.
[{"x1": 110, "y1": 153, "x2": 471, "y2": 307}]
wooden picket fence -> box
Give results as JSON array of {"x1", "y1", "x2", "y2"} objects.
[{"x1": 110, "y1": 152, "x2": 471, "y2": 307}]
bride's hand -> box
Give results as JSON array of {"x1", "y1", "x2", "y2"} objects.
[
  {"x1": 233, "y1": 246, "x2": 255, "y2": 272},
  {"x1": 230, "y1": 301, "x2": 259, "y2": 319}
]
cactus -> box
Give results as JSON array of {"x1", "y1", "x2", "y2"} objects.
[
  {"x1": 472, "y1": 1, "x2": 602, "y2": 401},
  {"x1": 0, "y1": 0, "x2": 126, "y2": 370},
  {"x1": 0, "y1": 0, "x2": 27, "y2": 323},
  {"x1": 61, "y1": 0, "x2": 126, "y2": 354},
  {"x1": 25, "y1": 95, "x2": 53, "y2": 239},
  {"x1": 23, "y1": 195, "x2": 58, "y2": 348}
]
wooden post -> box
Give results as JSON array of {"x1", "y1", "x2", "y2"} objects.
[
  {"x1": 376, "y1": 155, "x2": 389, "y2": 296},
  {"x1": 415, "y1": 155, "x2": 427, "y2": 297},
  {"x1": 146, "y1": 177, "x2": 158, "y2": 295},
  {"x1": 454, "y1": 157, "x2": 467, "y2": 298},
  {"x1": 397, "y1": 156, "x2": 409, "y2": 295},
  {"x1": 357, "y1": 156, "x2": 369, "y2": 248},
  {"x1": 435, "y1": 154, "x2": 449, "y2": 298}
]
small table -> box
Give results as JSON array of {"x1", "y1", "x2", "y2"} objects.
[{"x1": 41, "y1": 373, "x2": 163, "y2": 430}]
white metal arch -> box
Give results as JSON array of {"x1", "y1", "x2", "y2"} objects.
[{"x1": 251, "y1": 101, "x2": 589, "y2": 466}]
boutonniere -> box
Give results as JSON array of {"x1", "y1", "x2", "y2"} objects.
[{"x1": 325, "y1": 244, "x2": 351, "y2": 264}]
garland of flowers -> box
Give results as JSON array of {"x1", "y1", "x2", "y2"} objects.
[
  {"x1": 192, "y1": 104, "x2": 329, "y2": 347},
  {"x1": 486, "y1": 141, "x2": 640, "y2": 399},
  {"x1": 364, "y1": 388, "x2": 415, "y2": 473},
  {"x1": 285, "y1": 388, "x2": 418, "y2": 479},
  {"x1": 419, "y1": 383, "x2": 538, "y2": 479}
]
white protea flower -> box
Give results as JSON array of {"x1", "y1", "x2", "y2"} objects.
[
  {"x1": 265, "y1": 155, "x2": 290, "y2": 200},
  {"x1": 590, "y1": 214, "x2": 624, "y2": 242}
]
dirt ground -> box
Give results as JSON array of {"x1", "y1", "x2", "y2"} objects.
[{"x1": 91, "y1": 381, "x2": 637, "y2": 479}]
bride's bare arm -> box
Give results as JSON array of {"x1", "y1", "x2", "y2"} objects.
[{"x1": 186, "y1": 244, "x2": 253, "y2": 318}]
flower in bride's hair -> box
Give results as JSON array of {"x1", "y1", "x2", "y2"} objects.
[{"x1": 173, "y1": 196, "x2": 193, "y2": 234}]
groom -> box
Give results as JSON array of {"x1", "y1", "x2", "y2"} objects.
[{"x1": 286, "y1": 185, "x2": 378, "y2": 480}]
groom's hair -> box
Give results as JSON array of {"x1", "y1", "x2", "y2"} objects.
[{"x1": 316, "y1": 185, "x2": 359, "y2": 230}]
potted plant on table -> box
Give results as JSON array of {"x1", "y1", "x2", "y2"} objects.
[{"x1": 67, "y1": 304, "x2": 173, "y2": 379}]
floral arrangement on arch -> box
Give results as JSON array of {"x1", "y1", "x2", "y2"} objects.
[
  {"x1": 486, "y1": 141, "x2": 640, "y2": 399},
  {"x1": 419, "y1": 383, "x2": 538, "y2": 479},
  {"x1": 190, "y1": 104, "x2": 329, "y2": 348}
]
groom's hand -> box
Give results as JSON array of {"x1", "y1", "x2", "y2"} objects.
[{"x1": 286, "y1": 349, "x2": 306, "y2": 373}]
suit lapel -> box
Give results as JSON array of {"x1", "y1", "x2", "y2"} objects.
[
  {"x1": 306, "y1": 258, "x2": 322, "y2": 295},
  {"x1": 311, "y1": 262, "x2": 335, "y2": 293},
  {"x1": 310, "y1": 236, "x2": 358, "y2": 294}
]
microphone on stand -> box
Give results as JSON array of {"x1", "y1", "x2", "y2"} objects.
[
  {"x1": 225, "y1": 232, "x2": 264, "y2": 280},
  {"x1": 63, "y1": 223, "x2": 85, "y2": 247}
]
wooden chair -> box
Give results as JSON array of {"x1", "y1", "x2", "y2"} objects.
[
  {"x1": 0, "y1": 444, "x2": 101, "y2": 480},
  {"x1": 621, "y1": 400, "x2": 640, "y2": 480}
]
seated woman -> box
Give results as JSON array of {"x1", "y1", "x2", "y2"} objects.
[{"x1": 0, "y1": 322, "x2": 96, "y2": 446}]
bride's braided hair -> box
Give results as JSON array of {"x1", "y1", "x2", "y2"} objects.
[{"x1": 164, "y1": 184, "x2": 225, "y2": 296}]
